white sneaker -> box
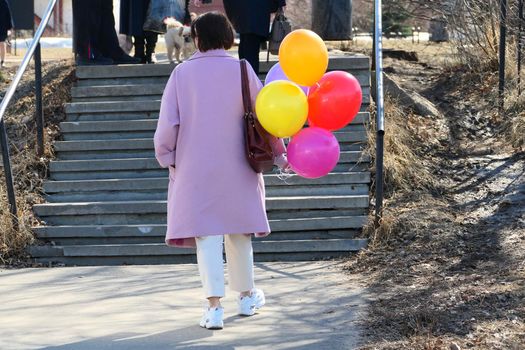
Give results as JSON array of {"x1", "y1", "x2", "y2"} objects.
[
  {"x1": 237, "y1": 288, "x2": 265, "y2": 316},
  {"x1": 199, "y1": 306, "x2": 224, "y2": 330}
]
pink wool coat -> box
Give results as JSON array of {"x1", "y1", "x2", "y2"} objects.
[{"x1": 154, "y1": 49, "x2": 286, "y2": 248}]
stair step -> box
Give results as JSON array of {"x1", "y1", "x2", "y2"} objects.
[
  {"x1": 55, "y1": 132, "x2": 366, "y2": 152},
  {"x1": 29, "y1": 237, "x2": 368, "y2": 265},
  {"x1": 65, "y1": 100, "x2": 371, "y2": 116},
  {"x1": 72, "y1": 84, "x2": 166, "y2": 99},
  {"x1": 60, "y1": 119, "x2": 158, "y2": 133},
  {"x1": 34, "y1": 196, "x2": 369, "y2": 217},
  {"x1": 53, "y1": 147, "x2": 366, "y2": 161},
  {"x1": 66, "y1": 109, "x2": 370, "y2": 122},
  {"x1": 50, "y1": 155, "x2": 371, "y2": 177},
  {"x1": 75, "y1": 56, "x2": 370, "y2": 79},
  {"x1": 34, "y1": 199, "x2": 368, "y2": 225},
  {"x1": 35, "y1": 208, "x2": 367, "y2": 226},
  {"x1": 76, "y1": 73, "x2": 370, "y2": 89},
  {"x1": 30, "y1": 238, "x2": 368, "y2": 258},
  {"x1": 65, "y1": 101, "x2": 160, "y2": 114},
  {"x1": 44, "y1": 173, "x2": 370, "y2": 201},
  {"x1": 45, "y1": 173, "x2": 371, "y2": 192},
  {"x1": 34, "y1": 230, "x2": 360, "y2": 245},
  {"x1": 34, "y1": 217, "x2": 366, "y2": 239},
  {"x1": 59, "y1": 120, "x2": 367, "y2": 141},
  {"x1": 46, "y1": 184, "x2": 369, "y2": 202},
  {"x1": 67, "y1": 112, "x2": 161, "y2": 122},
  {"x1": 50, "y1": 153, "x2": 369, "y2": 173},
  {"x1": 72, "y1": 84, "x2": 371, "y2": 105}
]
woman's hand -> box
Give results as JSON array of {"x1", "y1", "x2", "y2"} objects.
[{"x1": 274, "y1": 154, "x2": 291, "y2": 172}]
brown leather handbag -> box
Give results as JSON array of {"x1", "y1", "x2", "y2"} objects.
[{"x1": 240, "y1": 59, "x2": 275, "y2": 173}]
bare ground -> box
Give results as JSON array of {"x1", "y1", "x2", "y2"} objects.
[{"x1": 346, "y1": 50, "x2": 525, "y2": 349}]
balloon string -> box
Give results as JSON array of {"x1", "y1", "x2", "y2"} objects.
[{"x1": 276, "y1": 167, "x2": 294, "y2": 183}]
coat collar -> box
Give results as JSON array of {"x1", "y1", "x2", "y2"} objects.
[{"x1": 189, "y1": 49, "x2": 233, "y2": 60}]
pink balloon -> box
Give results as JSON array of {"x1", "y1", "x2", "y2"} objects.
[
  {"x1": 265, "y1": 62, "x2": 309, "y2": 95},
  {"x1": 288, "y1": 127, "x2": 340, "y2": 179}
]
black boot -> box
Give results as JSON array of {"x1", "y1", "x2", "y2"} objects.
[
  {"x1": 113, "y1": 53, "x2": 141, "y2": 64},
  {"x1": 75, "y1": 50, "x2": 113, "y2": 66}
]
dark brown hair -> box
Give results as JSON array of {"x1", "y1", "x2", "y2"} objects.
[{"x1": 190, "y1": 12, "x2": 234, "y2": 52}]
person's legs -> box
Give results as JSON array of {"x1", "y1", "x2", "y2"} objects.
[
  {"x1": 195, "y1": 235, "x2": 225, "y2": 329},
  {"x1": 195, "y1": 235, "x2": 225, "y2": 305},
  {"x1": 225, "y1": 233, "x2": 265, "y2": 316},
  {"x1": 72, "y1": 0, "x2": 113, "y2": 64},
  {"x1": 99, "y1": 0, "x2": 139, "y2": 63},
  {"x1": 238, "y1": 33, "x2": 263, "y2": 74},
  {"x1": 133, "y1": 35, "x2": 146, "y2": 62},
  {"x1": 145, "y1": 31, "x2": 158, "y2": 64},
  {"x1": 99, "y1": 0, "x2": 124, "y2": 58},
  {"x1": 224, "y1": 234, "x2": 255, "y2": 294},
  {"x1": 0, "y1": 42, "x2": 6, "y2": 66}
]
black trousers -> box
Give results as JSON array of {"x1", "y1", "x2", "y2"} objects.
[
  {"x1": 238, "y1": 33, "x2": 265, "y2": 74},
  {"x1": 134, "y1": 31, "x2": 158, "y2": 59},
  {"x1": 72, "y1": 0, "x2": 124, "y2": 59}
]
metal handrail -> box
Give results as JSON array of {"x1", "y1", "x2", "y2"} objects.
[
  {"x1": 374, "y1": 0, "x2": 385, "y2": 226},
  {"x1": 0, "y1": 0, "x2": 58, "y2": 229}
]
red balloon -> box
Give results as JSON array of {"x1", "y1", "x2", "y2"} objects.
[{"x1": 308, "y1": 71, "x2": 363, "y2": 131}]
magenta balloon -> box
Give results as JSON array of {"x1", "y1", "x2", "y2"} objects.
[
  {"x1": 288, "y1": 127, "x2": 340, "y2": 179},
  {"x1": 265, "y1": 62, "x2": 309, "y2": 95}
]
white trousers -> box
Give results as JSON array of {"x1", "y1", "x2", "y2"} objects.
[{"x1": 195, "y1": 234, "x2": 255, "y2": 298}]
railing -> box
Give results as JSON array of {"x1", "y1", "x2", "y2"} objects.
[
  {"x1": 0, "y1": 0, "x2": 58, "y2": 229},
  {"x1": 374, "y1": 0, "x2": 385, "y2": 226}
]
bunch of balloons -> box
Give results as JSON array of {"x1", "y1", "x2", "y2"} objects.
[{"x1": 255, "y1": 29, "x2": 363, "y2": 179}]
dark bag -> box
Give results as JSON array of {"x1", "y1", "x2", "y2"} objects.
[
  {"x1": 240, "y1": 60, "x2": 275, "y2": 173},
  {"x1": 268, "y1": 8, "x2": 292, "y2": 56}
]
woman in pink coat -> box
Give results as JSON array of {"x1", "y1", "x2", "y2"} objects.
[{"x1": 154, "y1": 12, "x2": 287, "y2": 330}]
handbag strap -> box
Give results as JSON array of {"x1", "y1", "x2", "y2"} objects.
[{"x1": 240, "y1": 59, "x2": 252, "y2": 116}]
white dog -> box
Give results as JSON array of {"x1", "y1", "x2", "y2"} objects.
[{"x1": 164, "y1": 18, "x2": 194, "y2": 63}]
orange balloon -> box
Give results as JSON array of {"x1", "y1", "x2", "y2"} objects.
[{"x1": 279, "y1": 30, "x2": 329, "y2": 86}]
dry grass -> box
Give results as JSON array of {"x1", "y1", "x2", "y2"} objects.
[
  {"x1": 362, "y1": 94, "x2": 441, "y2": 247},
  {"x1": 365, "y1": 96, "x2": 437, "y2": 197},
  {"x1": 503, "y1": 87, "x2": 525, "y2": 149},
  {"x1": 0, "y1": 59, "x2": 74, "y2": 265},
  {"x1": 0, "y1": 186, "x2": 36, "y2": 264}
]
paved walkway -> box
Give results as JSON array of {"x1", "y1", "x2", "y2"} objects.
[{"x1": 0, "y1": 261, "x2": 366, "y2": 350}]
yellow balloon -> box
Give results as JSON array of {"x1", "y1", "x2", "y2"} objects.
[
  {"x1": 279, "y1": 29, "x2": 329, "y2": 87},
  {"x1": 255, "y1": 81, "x2": 308, "y2": 138}
]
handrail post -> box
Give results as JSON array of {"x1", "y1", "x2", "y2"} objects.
[
  {"x1": 374, "y1": 0, "x2": 385, "y2": 227},
  {"x1": 518, "y1": 0, "x2": 523, "y2": 96},
  {"x1": 35, "y1": 43, "x2": 44, "y2": 156},
  {"x1": 0, "y1": 119, "x2": 18, "y2": 230},
  {"x1": 499, "y1": 0, "x2": 507, "y2": 112}
]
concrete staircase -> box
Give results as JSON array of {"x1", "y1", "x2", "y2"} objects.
[{"x1": 30, "y1": 55, "x2": 372, "y2": 265}]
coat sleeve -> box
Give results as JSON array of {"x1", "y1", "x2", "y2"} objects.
[
  {"x1": 247, "y1": 62, "x2": 288, "y2": 169},
  {"x1": 154, "y1": 69, "x2": 180, "y2": 168}
]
